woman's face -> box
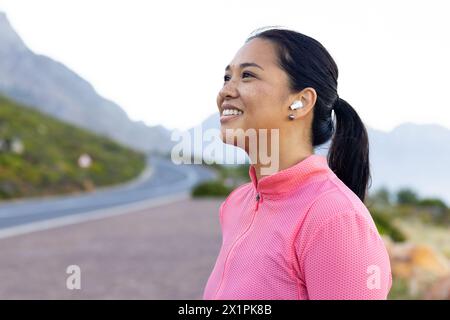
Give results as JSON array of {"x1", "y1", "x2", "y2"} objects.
[{"x1": 217, "y1": 38, "x2": 294, "y2": 148}]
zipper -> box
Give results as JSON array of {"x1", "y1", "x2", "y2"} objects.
[
  {"x1": 255, "y1": 192, "x2": 261, "y2": 210},
  {"x1": 213, "y1": 189, "x2": 262, "y2": 299}
]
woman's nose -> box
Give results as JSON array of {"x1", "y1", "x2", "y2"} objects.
[{"x1": 219, "y1": 79, "x2": 238, "y2": 99}]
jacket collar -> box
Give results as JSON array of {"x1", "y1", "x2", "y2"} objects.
[{"x1": 248, "y1": 154, "x2": 331, "y2": 199}]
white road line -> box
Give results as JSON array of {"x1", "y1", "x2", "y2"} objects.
[{"x1": 0, "y1": 192, "x2": 191, "y2": 240}]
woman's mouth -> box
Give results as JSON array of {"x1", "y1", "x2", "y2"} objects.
[{"x1": 220, "y1": 108, "x2": 244, "y2": 124}]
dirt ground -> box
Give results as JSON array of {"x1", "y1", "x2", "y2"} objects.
[{"x1": 0, "y1": 197, "x2": 223, "y2": 299}]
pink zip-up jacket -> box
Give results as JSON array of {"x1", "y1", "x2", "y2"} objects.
[{"x1": 203, "y1": 154, "x2": 392, "y2": 300}]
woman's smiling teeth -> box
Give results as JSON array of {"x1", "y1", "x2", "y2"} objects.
[{"x1": 222, "y1": 109, "x2": 243, "y2": 116}]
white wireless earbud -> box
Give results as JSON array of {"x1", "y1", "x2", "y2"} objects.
[{"x1": 289, "y1": 100, "x2": 304, "y2": 110}]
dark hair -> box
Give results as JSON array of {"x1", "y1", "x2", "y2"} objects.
[{"x1": 246, "y1": 27, "x2": 371, "y2": 203}]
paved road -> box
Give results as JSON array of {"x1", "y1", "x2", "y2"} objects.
[
  {"x1": 0, "y1": 197, "x2": 224, "y2": 299},
  {"x1": 0, "y1": 154, "x2": 217, "y2": 230}
]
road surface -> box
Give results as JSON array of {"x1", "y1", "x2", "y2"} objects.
[{"x1": 0, "y1": 154, "x2": 217, "y2": 233}]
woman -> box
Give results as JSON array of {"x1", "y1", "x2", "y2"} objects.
[{"x1": 203, "y1": 27, "x2": 392, "y2": 300}]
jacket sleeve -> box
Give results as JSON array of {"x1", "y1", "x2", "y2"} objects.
[{"x1": 297, "y1": 210, "x2": 392, "y2": 300}]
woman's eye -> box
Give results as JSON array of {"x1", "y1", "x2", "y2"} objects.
[{"x1": 223, "y1": 72, "x2": 253, "y2": 82}]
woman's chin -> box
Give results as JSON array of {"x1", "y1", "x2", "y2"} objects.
[
  {"x1": 220, "y1": 127, "x2": 249, "y2": 150},
  {"x1": 220, "y1": 125, "x2": 242, "y2": 142}
]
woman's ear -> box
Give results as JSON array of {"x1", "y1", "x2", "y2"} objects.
[{"x1": 293, "y1": 87, "x2": 317, "y2": 116}]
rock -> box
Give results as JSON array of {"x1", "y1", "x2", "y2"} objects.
[{"x1": 410, "y1": 245, "x2": 449, "y2": 277}]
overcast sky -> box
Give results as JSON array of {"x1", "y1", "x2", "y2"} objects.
[{"x1": 0, "y1": 0, "x2": 449, "y2": 132}]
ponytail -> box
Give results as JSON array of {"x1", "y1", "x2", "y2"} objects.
[{"x1": 328, "y1": 98, "x2": 371, "y2": 202}]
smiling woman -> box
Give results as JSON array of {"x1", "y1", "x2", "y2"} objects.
[{"x1": 204, "y1": 27, "x2": 392, "y2": 300}]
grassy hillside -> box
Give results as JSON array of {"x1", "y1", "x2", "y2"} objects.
[{"x1": 0, "y1": 95, "x2": 146, "y2": 200}]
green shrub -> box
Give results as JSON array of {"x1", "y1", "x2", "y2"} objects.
[
  {"x1": 417, "y1": 198, "x2": 447, "y2": 210},
  {"x1": 396, "y1": 188, "x2": 419, "y2": 205},
  {"x1": 191, "y1": 180, "x2": 232, "y2": 198},
  {"x1": 371, "y1": 209, "x2": 407, "y2": 242}
]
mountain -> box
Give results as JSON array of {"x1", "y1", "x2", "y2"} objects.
[
  {"x1": 188, "y1": 113, "x2": 450, "y2": 204},
  {"x1": 0, "y1": 11, "x2": 175, "y2": 153}
]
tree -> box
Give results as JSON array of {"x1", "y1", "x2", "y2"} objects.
[{"x1": 396, "y1": 188, "x2": 419, "y2": 205}]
